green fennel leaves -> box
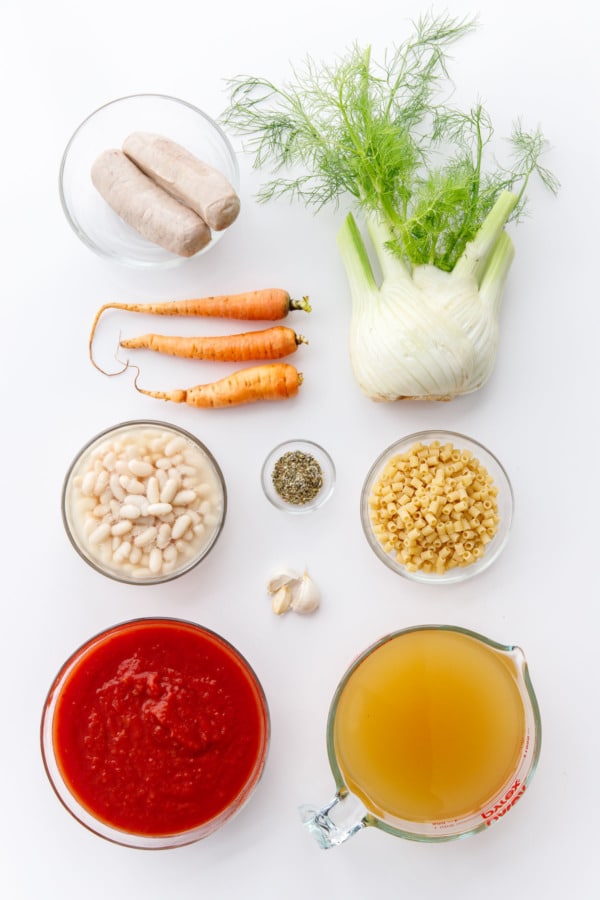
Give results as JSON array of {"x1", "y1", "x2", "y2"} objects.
[{"x1": 222, "y1": 12, "x2": 558, "y2": 273}]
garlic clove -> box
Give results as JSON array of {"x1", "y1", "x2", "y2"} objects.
[
  {"x1": 267, "y1": 569, "x2": 299, "y2": 594},
  {"x1": 271, "y1": 584, "x2": 293, "y2": 615},
  {"x1": 289, "y1": 571, "x2": 320, "y2": 615}
]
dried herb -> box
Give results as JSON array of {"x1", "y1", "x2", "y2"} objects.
[{"x1": 272, "y1": 450, "x2": 323, "y2": 505}]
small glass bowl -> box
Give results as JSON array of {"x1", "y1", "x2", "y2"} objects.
[
  {"x1": 41, "y1": 618, "x2": 270, "y2": 849},
  {"x1": 261, "y1": 440, "x2": 335, "y2": 514},
  {"x1": 59, "y1": 93, "x2": 240, "y2": 268},
  {"x1": 360, "y1": 430, "x2": 513, "y2": 584},
  {"x1": 61, "y1": 420, "x2": 226, "y2": 585}
]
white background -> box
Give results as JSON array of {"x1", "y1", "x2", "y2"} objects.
[{"x1": 1, "y1": 1, "x2": 597, "y2": 897}]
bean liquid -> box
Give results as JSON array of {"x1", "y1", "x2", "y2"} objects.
[{"x1": 333, "y1": 629, "x2": 526, "y2": 824}]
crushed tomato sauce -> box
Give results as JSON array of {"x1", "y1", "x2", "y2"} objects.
[{"x1": 52, "y1": 620, "x2": 268, "y2": 836}]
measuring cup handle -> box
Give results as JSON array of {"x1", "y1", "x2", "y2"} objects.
[{"x1": 299, "y1": 791, "x2": 368, "y2": 849}]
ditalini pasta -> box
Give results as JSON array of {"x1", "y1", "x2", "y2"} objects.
[{"x1": 368, "y1": 440, "x2": 500, "y2": 574}]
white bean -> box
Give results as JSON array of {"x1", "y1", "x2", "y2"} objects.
[
  {"x1": 126, "y1": 478, "x2": 146, "y2": 495},
  {"x1": 165, "y1": 436, "x2": 186, "y2": 457},
  {"x1": 113, "y1": 541, "x2": 132, "y2": 562},
  {"x1": 163, "y1": 544, "x2": 178, "y2": 563},
  {"x1": 119, "y1": 504, "x2": 142, "y2": 520},
  {"x1": 109, "y1": 474, "x2": 125, "y2": 501},
  {"x1": 172, "y1": 489, "x2": 196, "y2": 506},
  {"x1": 146, "y1": 476, "x2": 160, "y2": 505},
  {"x1": 147, "y1": 502, "x2": 173, "y2": 517},
  {"x1": 111, "y1": 520, "x2": 132, "y2": 536},
  {"x1": 125, "y1": 494, "x2": 149, "y2": 515},
  {"x1": 129, "y1": 546, "x2": 142, "y2": 565},
  {"x1": 156, "y1": 523, "x2": 172, "y2": 549},
  {"x1": 160, "y1": 478, "x2": 180, "y2": 504},
  {"x1": 94, "y1": 469, "x2": 109, "y2": 496},
  {"x1": 81, "y1": 471, "x2": 97, "y2": 496},
  {"x1": 134, "y1": 526, "x2": 158, "y2": 548},
  {"x1": 89, "y1": 523, "x2": 111, "y2": 545},
  {"x1": 128, "y1": 458, "x2": 154, "y2": 478},
  {"x1": 83, "y1": 517, "x2": 98, "y2": 538},
  {"x1": 102, "y1": 451, "x2": 116, "y2": 471},
  {"x1": 171, "y1": 514, "x2": 192, "y2": 540},
  {"x1": 93, "y1": 504, "x2": 110, "y2": 518},
  {"x1": 148, "y1": 547, "x2": 163, "y2": 574}
]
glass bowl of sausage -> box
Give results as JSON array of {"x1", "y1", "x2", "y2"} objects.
[
  {"x1": 360, "y1": 430, "x2": 513, "y2": 584},
  {"x1": 61, "y1": 420, "x2": 227, "y2": 585},
  {"x1": 59, "y1": 93, "x2": 240, "y2": 268}
]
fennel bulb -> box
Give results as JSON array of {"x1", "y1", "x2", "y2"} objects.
[
  {"x1": 340, "y1": 192, "x2": 516, "y2": 400},
  {"x1": 222, "y1": 13, "x2": 558, "y2": 400}
]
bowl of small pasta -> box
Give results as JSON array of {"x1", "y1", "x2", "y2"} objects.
[{"x1": 360, "y1": 430, "x2": 513, "y2": 584}]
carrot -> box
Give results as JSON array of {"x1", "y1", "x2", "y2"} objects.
[
  {"x1": 133, "y1": 363, "x2": 302, "y2": 408},
  {"x1": 120, "y1": 325, "x2": 307, "y2": 362},
  {"x1": 89, "y1": 289, "x2": 311, "y2": 374}
]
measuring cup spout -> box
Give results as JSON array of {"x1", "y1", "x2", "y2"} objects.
[{"x1": 299, "y1": 792, "x2": 368, "y2": 849}]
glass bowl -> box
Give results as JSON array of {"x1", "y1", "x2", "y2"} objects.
[
  {"x1": 61, "y1": 420, "x2": 226, "y2": 585},
  {"x1": 360, "y1": 430, "x2": 513, "y2": 584},
  {"x1": 59, "y1": 93, "x2": 240, "y2": 268},
  {"x1": 261, "y1": 440, "x2": 335, "y2": 514},
  {"x1": 41, "y1": 618, "x2": 270, "y2": 849}
]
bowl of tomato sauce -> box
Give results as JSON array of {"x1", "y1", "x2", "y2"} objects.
[{"x1": 41, "y1": 618, "x2": 270, "y2": 848}]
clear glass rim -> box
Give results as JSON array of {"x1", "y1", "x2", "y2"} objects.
[
  {"x1": 58, "y1": 92, "x2": 240, "y2": 268},
  {"x1": 60, "y1": 419, "x2": 227, "y2": 585},
  {"x1": 325, "y1": 624, "x2": 542, "y2": 843},
  {"x1": 40, "y1": 616, "x2": 270, "y2": 849},
  {"x1": 261, "y1": 438, "x2": 336, "y2": 514},
  {"x1": 360, "y1": 429, "x2": 514, "y2": 584}
]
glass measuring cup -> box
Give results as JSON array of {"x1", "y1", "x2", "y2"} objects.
[{"x1": 301, "y1": 625, "x2": 541, "y2": 848}]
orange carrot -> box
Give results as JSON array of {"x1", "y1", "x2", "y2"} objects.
[
  {"x1": 120, "y1": 325, "x2": 307, "y2": 362},
  {"x1": 90, "y1": 289, "x2": 311, "y2": 373},
  {"x1": 133, "y1": 363, "x2": 302, "y2": 408}
]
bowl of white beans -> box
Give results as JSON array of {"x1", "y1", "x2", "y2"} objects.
[{"x1": 61, "y1": 421, "x2": 227, "y2": 584}]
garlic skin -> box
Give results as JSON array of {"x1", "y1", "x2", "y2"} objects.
[
  {"x1": 267, "y1": 569, "x2": 320, "y2": 615},
  {"x1": 267, "y1": 570, "x2": 299, "y2": 595}
]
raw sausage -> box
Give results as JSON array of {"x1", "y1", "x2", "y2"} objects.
[
  {"x1": 123, "y1": 132, "x2": 240, "y2": 231},
  {"x1": 91, "y1": 149, "x2": 211, "y2": 257}
]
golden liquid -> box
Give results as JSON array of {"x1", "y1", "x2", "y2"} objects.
[{"x1": 333, "y1": 629, "x2": 526, "y2": 824}]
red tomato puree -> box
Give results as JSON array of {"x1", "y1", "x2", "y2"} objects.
[{"x1": 52, "y1": 619, "x2": 269, "y2": 836}]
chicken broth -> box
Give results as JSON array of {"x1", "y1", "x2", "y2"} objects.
[{"x1": 332, "y1": 628, "x2": 526, "y2": 825}]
